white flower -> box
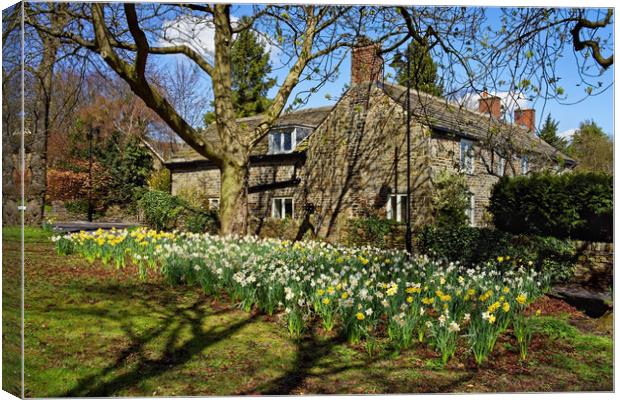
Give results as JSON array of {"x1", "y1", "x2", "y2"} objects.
[
  {"x1": 381, "y1": 299, "x2": 390, "y2": 308},
  {"x1": 426, "y1": 321, "x2": 433, "y2": 328},
  {"x1": 438, "y1": 314, "x2": 446, "y2": 326},
  {"x1": 463, "y1": 313, "x2": 471, "y2": 322},
  {"x1": 365, "y1": 308, "x2": 373, "y2": 316},
  {"x1": 448, "y1": 321, "x2": 460, "y2": 333}
]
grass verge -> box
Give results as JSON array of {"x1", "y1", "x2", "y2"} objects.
[{"x1": 5, "y1": 228, "x2": 612, "y2": 395}]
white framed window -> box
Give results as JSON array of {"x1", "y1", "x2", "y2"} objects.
[
  {"x1": 521, "y1": 156, "x2": 529, "y2": 175},
  {"x1": 272, "y1": 197, "x2": 294, "y2": 219},
  {"x1": 466, "y1": 193, "x2": 476, "y2": 226},
  {"x1": 268, "y1": 127, "x2": 312, "y2": 154},
  {"x1": 497, "y1": 156, "x2": 506, "y2": 176},
  {"x1": 208, "y1": 198, "x2": 220, "y2": 210},
  {"x1": 386, "y1": 194, "x2": 409, "y2": 223},
  {"x1": 460, "y1": 139, "x2": 475, "y2": 174}
]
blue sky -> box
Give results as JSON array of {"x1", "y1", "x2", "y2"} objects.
[
  {"x1": 260, "y1": 7, "x2": 614, "y2": 139},
  {"x1": 158, "y1": 5, "x2": 614, "y2": 139}
]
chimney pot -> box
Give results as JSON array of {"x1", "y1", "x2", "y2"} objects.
[
  {"x1": 478, "y1": 93, "x2": 502, "y2": 119},
  {"x1": 351, "y1": 37, "x2": 383, "y2": 85},
  {"x1": 514, "y1": 108, "x2": 536, "y2": 132}
]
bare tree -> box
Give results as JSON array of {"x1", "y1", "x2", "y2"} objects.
[{"x1": 26, "y1": 3, "x2": 371, "y2": 234}]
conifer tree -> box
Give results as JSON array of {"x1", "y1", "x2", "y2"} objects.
[
  {"x1": 393, "y1": 41, "x2": 443, "y2": 97},
  {"x1": 204, "y1": 26, "x2": 275, "y2": 124},
  {"x1": 538, "y1": 114, "x2": 567, "y2": 152}
]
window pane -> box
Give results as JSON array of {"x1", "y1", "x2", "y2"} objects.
[
  {"x1": 284, "y1": 198, "x2": 293, "y2": 218},
  {"x1": 209, "y1": 198, "x2": 220, "y2": 210},
  {"x1": 282, "y1": 131, "x2": 292, "y2": 151},
  {"x1": 271, "y1": 132, "x2": 281, "y2": 153},
  {"x1": 296, "y1": 127, "x2": 310, "y2": 143},
  {"x1": 399, "y1": 195, "x2": 408, "y2": 223},
  {"x1": 273, "y1": 198, "x2": 282, "y2": 218},
  {"x1": 388, "y1": 196, "x2": 397, "y2": 220}
]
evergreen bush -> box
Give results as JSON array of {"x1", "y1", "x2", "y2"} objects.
[{"x1": 489, "y1": 172, "x2": 612, "y2": 242}]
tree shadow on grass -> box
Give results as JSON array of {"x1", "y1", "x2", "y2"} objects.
[
  {"x1": 60, "y1": 296, "x2": 256, "y2": 397},
  {"x1": 242, "y1": 319, "x2": 475, "y2": 395}
]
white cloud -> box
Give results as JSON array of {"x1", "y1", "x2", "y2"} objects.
[
  {"x1": 461, "y1": 91, "x2": 530, "y2": 120},
  {"x1": 558, "y1": 129, "x2": 576, "y2": 140},
  {"x1": 159, "y1": 15, "x2": 278, "y2": 63}
]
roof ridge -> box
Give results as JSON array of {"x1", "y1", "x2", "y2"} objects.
[{"x1": 380, "y1": 81, "x2": 541, "y2": 136}]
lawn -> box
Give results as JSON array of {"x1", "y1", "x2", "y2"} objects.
[{"x1": 4, "y1": 228, "x2": 613, "y2": 396}]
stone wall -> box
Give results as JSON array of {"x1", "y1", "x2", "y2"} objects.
[
  {"x1": 571, "y1": 240, "x2": 614, "y2": 291},
  {"x1": 170, "y1": 162, "x2": 302, "y2": 235},
  {"x1": 168, "y1": 83, "x2": 566, "y2": 239},
  {"x1": 300, "y1": 84, "x2": 434, "y2": 240}
]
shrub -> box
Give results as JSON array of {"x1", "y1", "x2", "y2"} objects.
[
  {"x1": 137, "y1": 189, "x2": 219, "y2": 233},
  {"x1": 431, "y1": 169, "x2": 470, "y2": 227},
  {"x1": 183, "y1": 209, "x2": 219, "y2": 234},
  {"x1": 489, "y1": 172, "x2": 612, "y2": 242},
  {"x1": 415, "y1": 225, "x2": 577, "y2": 282},
  {"x1": 346, "y1": 216, "x2": 403, "y2": 249},
  {"x1": 256, "y1": 217, "x2": 302, "y2": 240},
  {"x1": 146, "y1": 168, "x2": 171, "y2": 193},
  {"x1": 137, "y1": 190, "x2": 185, "y2": 231}
]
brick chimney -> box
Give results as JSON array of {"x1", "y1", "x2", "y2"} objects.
[
  {"x1": 514, "y1": 108, "x2": 536, "y2": 132},
  {"x1": 351, "y1": 37, "x2": 383, "y2": 85},
  {"x1": 478, "y1": 91, "x2": 502, "y2": 119}
]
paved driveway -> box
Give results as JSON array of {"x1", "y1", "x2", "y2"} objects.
[{"x1": 53, "y1": 221, "x2": 139, "y2": 233}]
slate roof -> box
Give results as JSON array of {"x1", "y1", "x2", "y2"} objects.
[
  {"x1": 166, "y1": 106, "x2": 334, "y2": 163},
  {"x1": 379, "y1": 82, "x2": 575, "y2": 163},
  {"x1": 166, "y1": 82, "x2": 574, "y2": 165}
]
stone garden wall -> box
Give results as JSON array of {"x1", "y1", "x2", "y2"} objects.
[{"x1": 571, "y1": 240, "x2": 613, "y2": 291}]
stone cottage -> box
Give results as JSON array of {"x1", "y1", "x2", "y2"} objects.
[{"x1": 162, "y1": 41, "x2": 575, "y2": 240}]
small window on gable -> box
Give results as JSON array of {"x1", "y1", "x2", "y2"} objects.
[
  {"x1": 386, "y1": 194, "x2": 408, "y2": 223},
  {"x1": 272, "y1": 197, "x2": 294, "y2": 219},
  {"x1": 521, "y1": 156, "x2": 529, "y2": 175},
  {"x1": 208, "y1": 198, "x2": 220, "y2": 210},
  {"x1": 460, "y1": 139, "x2": 474, "y2": 174}
]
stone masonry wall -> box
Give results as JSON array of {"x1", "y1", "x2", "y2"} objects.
[
  {"x1": 300, "y1": 84, "x2": 434, "y2": 241},
  {"x1": 169, "y1": 83, "x2": 565, "y2": 239},
  {"x1": 571, "y1": 240, "x2": 613, "y2": 291},
  {"x1": 171, "y1": 163, "x2": 301, "y2": 234}
]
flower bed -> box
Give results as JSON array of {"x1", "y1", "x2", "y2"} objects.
[{"x1": 52, "y1": 228, "x2": 549, "y2": 366}]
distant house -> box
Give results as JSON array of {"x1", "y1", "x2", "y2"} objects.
[{"x1": 162, "y1": 41, "x2": 575, "y2": 240}]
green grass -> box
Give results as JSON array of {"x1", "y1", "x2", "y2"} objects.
[
  {"x1": 6, "y1": 229, "x2": 613, "y2": 396},
  {"x1": 2, "y1": 225, "x2": 53, "y2": 241}
]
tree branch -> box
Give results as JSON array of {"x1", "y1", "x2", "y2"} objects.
[
  {"x1": 90, "y1": 3, "x2": 223, "y2": 165},
  {"x1": 123, "y1": 3, "x2": 149, "y2": 79},
  {"x1": 251, "y1": 7, "x2": 320, "y2": 145},
  {"x1": 571, "y1": 8, "x2": 614, "y2": 69}
]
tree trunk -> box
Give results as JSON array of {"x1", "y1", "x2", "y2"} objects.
[{"x1": 219, "y1": 158, "x2": 250, "y2": 235}]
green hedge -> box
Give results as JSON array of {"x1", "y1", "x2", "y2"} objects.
[
  {"x1": 489, "y1": 172, "x2": 612, "y2": 242},
  {"x1": 415, "y1": 225, "x2": 577, "y2": 282},
  {"x1": 137, "y1": 190, "x2": 219, "y2": 233}
]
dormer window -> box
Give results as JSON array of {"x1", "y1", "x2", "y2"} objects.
[{"x1": 269, "y1": 127, "x2": 312, "y2": 154}]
